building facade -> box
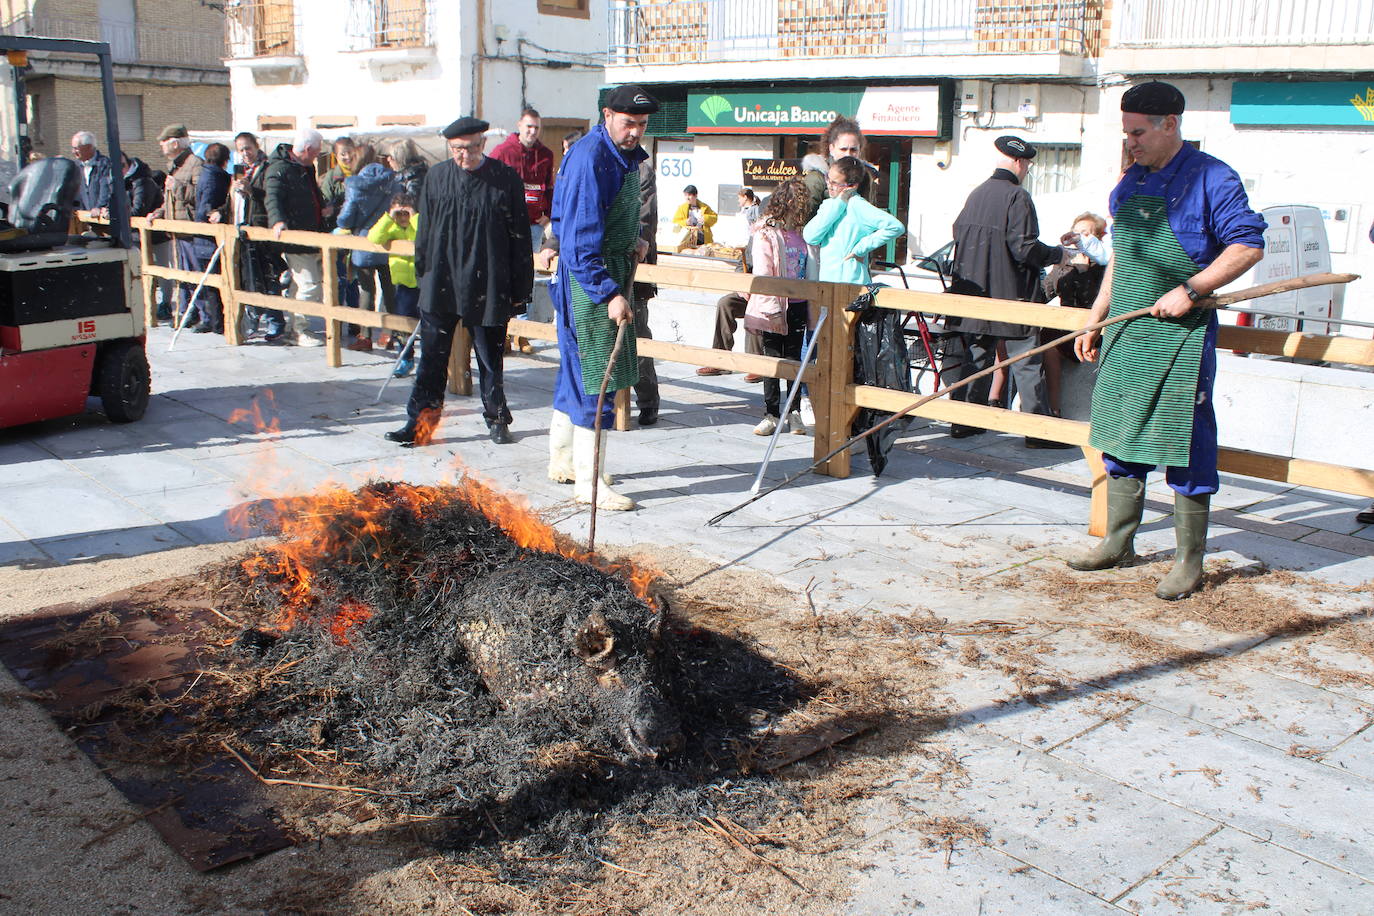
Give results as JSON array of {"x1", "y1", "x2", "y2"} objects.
[
  {"x1": 223, "y1": 0, "x2": 607, "y2": 158},
  {"x1": 0, "y1": 0, "x2": 229, "y2": 165},
  {"x1": 606, "y1": 0, "x2": 1374, "y2": 325}
]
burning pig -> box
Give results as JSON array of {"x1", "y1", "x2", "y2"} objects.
[{"x1": 447, "y1": 557, "x2": 682, "y2": 761}]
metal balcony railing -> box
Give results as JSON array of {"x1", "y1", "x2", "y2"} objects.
[
  {"x1": 224, "y1": 0, "x2": 300, "y2": 59},
  {"x1": 0, "y1": 15, "x2": 225, "y2": 67},
  {"x1": 608, "y1": 0, "x2": 1102, "y2": 65},
  {"x1": 344, "y1": 0, "x2": 434, "y2": 50},
  {"x1": 1112, "y1": 0, "x2": 1374, "y2": 47}
]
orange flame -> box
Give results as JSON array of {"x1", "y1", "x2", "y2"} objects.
[
  {"x1": 413, "y1": 406, "x2": 441, "y2": 447},
  {"x1": 238, "y1": 474, "x2": 661, "y2": 640}
]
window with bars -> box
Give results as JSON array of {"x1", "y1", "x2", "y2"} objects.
[
  {"x1": 1024, "y1": 143, "x2": 1081, "y2": 197},
  {"x1": 224, "y1": 0, "x2": 297, "y2": 58},
  {"x1": 344, "y1": 0, "x2": 431, "y2": 50}
]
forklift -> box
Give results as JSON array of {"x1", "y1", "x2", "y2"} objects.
[{"x1": 0, "y1": 34, "x2": 148, "y2": 428}]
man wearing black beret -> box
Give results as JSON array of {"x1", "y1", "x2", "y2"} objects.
[
  {"x1": 941, "y1": 134, "x2": 1072, "y2": 447},
  {"x1": 1069, "y1": 80, "x2": 1266, "y2": 600},
  {"x1": 386, "y1": 115, "x2": 534, "y2": 446},
  {"x1": 546, "y1": 84, "x2": 659, "y2": 510}
]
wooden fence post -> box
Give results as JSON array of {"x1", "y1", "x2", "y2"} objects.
[
  {"x1": 321, "y1": 246, "x2": 342, "y2": 367},
  {"x1": 219, "y1": 226, "x2": 243, "y2": 346},
  {"x1": 1083, "y1": 446, "x2": 1108, "y2": 537},
  {"x1": 449, "y1": 325, "x2": 473, "y2": 396},
  {"x1": 813, "y1": 284, "x2": 857, "y2": 478},
  {"x1": 138, "y1": 224, "x2": 156, "y2": 327},
  {"x1": 614, "y1": 389, "x2": 631, "y2": 430}
]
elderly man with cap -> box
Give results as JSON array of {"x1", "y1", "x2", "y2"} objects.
[
  {"x1": 385, "y1": 116, "x2": 533, "y2": 446},
  {"x1": 545, "y1": 84, "x2": 657, "y2": 511},
  {"x1": 941, "y1": 134, "x2": 1071, "y2": 446},
  {"x1": 150, "y1": 124, "x2": 204, "y2": 325},
  {"x1": 1070, "y1": 81, "x2": 1265, "y2": 601}
]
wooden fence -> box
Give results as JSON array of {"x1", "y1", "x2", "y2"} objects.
[{"x1": 99, "y1": 214, "x2": 1374, "y2": 536}]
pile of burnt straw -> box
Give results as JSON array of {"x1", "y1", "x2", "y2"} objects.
[{"x1": 199, "y1": 480, "x2": 814, "y2": 863}]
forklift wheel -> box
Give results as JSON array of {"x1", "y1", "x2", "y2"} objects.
[{"x1": 97, "y1": 340, "x2": 151, "y2": 423}]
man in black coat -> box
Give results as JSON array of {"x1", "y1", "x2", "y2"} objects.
[
  {"x1": 387, "y1": 116, "x2": 534, "y2": 446},
  {"x1": 942, "y1": 135, "x2": 1070, "y2": 448},
  {"x1": 264, "y1": 128, "x2": 329, "y2": 346}
]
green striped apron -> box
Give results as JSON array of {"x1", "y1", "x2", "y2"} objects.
[
  {"x1": 1088, "y1": 194, "x2": 1207, "y2": 467},
  {"x1": 569, "y1": 168, "x2": 640, "y2": 394}
]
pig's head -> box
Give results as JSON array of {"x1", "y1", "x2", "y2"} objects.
[{"x1": 573, "y1": 609, "x2": 682, "y2": 761}]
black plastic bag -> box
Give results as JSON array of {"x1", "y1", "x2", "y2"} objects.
[{"x1": 848, "y1": 284, "x2": 912, "y2": 477}]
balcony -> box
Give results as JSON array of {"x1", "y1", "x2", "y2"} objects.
[
  {"x1": 223, "y1": 0, "x2": 300, "y2": 59},
  {"x1": 1107, "y1": 0, "x2": 1374, "y2": 72},
  {"x1": 343, "y1": 0, "x2": 434, "y2": 51},
  {"x1": 0, "y1": 15, "x2": 224, "y2": 69},
  {"x1": 608, "y1": 0, "x2": 1102, "y2": 74}
]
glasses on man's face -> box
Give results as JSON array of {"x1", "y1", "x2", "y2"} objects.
[{"x1": 449, "y1": 141, "x2": 484, "y2": 154}]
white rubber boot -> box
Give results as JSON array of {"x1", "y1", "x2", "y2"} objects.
[
  {"x1": 573, "y1": 425, "x2": 636, "y2": 511},
  {"x1": 548, "y1": 409, "x2": 575, "y2": 483}
]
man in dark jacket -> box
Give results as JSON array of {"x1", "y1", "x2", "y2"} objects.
[
  {"x1": 491, "y1": 108, "x2": 554, "y2": 354},
  {"x1": 189, "y1": 142, "x2": 232, "y2": 333},
  {"x1": 265, "y1": 128, "x2": 329, "y2": 346},
  {"x1": 233, "y1": 131, "x2": 287, "y2": 338},
  {"x1": 941, "y1": 135, "x2": 1070, "y2": 447},
  {"x1": 386, "y1": 117, "x2": 533, "y2": 447},
  {"x1": 71, "y1": 131, "x2": 112, "y2": 214}
]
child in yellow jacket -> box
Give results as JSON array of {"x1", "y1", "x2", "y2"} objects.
[{"x1": 368, "y1": 193, "x2": 420, "y2": 376}]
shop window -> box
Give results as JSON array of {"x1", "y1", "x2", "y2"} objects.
[
  {"x1": 311, "y1": 115, "x2": 358, "y2": 129},
  {"x1": 1025, "y1": 143, "x2": 1081, "y2": 197},
  {"x1": 258, "y1": 115, "x2": 296, "y2": 132},
  {"x1": 538, "y1": 0, "x2": 590, "y2": 20},
  {"x1": 115, "y1": 93, "x2": 143, "y2": 142}
]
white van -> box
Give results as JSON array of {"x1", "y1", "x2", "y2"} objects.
[{"x1": 1235, "y1": 205, "x2": 1341, "y2": 335}]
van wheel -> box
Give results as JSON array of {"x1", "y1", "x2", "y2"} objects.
[{"x1": 97, "y1": 340, "x2": 150, "y2": 422}]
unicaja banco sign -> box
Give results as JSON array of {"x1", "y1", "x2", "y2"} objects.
[
  {"x1": 1232, "y1": 81, "x2": 1374, "y2": 127},
  {"x1": 689, "y1": 87, "x2": 943, "y2": 137}
]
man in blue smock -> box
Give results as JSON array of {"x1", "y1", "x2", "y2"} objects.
[
  {"x1": 1070, "y1": 81, "x2": 1265, "y2": 600},
  {"x1": 546, "y1": 85, "x2": 658, "y2": 512}
]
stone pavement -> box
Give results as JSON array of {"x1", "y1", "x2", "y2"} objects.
[{"x1": 2, "y1": 323, "x2": 1373, "y2": 914}]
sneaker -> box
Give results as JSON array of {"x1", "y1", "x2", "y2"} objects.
[
  {"x1": 753, "y1": 415, "x2": 778, "y2": 436},
  {"x1": 296, "y1": 331, "x2": 325, "y2": 348},
  {"x1": 787, "y1": 410, "x2": 808, "y2": 435},
  {"x1": 696, "y1": 366, "x2": 729, "y2": 377},
  {"x1": 392, "y1": 356, "x2": 415, "y2": 378}
]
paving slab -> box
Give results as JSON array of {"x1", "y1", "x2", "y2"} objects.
[
  {"x1": 847, "y1": 833, "x2": 1127, "y2": 915},
  {"x1": 1052, "y1": 704, "x2": 1374, "y2": 879},
  {"x1": 1119, "y1": 826, "x2": 1374, "y2": 914},
  {"x1": 0, "y1": 478, "x2": 160, "y2": 542}
]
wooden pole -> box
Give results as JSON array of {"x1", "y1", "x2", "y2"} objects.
[
  {"x1": 138, "y1": 223, "x2": 155, "y2": 327},
  {"x1": 219, "y1": 225, "x2": 243, "y2": 346},
  {"x1": 449, "y1": 326, "x2": 473, "y2": 396},
  {"x1": 321, "y1": 244, "x2": 342, "y2": 368},
  {"x1": 589, "y1": 321, "x2": 629, "y2": 553}
]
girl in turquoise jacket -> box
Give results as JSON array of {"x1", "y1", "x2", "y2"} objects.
[{"x1": 803, "y1": 157, "x2": 905, "y2": 285}]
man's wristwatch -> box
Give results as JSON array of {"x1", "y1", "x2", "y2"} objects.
[{"x1": 1181, "y1": 281, "x2": 1203, "y2": 303}]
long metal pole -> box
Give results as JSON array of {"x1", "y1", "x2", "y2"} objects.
[
  {"x1": 167, "y1": 244, "x2": 223, "y2": 351},
  {"x1": 750, "y1": 306, "x2": 827, "y2": 495},
  {"x1": 705, "y1": 271, "x2": 1361, "y2": 527},
  {"x1": 588, "y1": 320, "x2": 629, "y2": 553}
]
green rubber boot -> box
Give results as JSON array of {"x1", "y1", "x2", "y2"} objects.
[
  {"x1": 1156, "y1": 493, "x2": 1210, "y2": 601},
  {"x1": 1067, "y1": 476, "x2": 1146, "y2": 571}
]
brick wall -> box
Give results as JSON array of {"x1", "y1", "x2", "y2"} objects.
[
  {"x1": 17, "y1": 0, "x2": 229, "y2": 163},
  {"x1": 29, "y1": 76, "x2": 229, "y2": 165}
]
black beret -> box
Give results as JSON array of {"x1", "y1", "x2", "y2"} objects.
[
  {"x1": 994, "y1": 135, "x2": 1036, "y2": 160},
  {"x1": 1121, "y1": 81, "x2": 1185, "y2": 116},
  {"x1": 441, "y1": 116, "x2": 490, "y2": 139},
  {"x1": 604, "y1": 84, "x2": 660, "y2": 115}
]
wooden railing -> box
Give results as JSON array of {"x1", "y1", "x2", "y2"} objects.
[{"x1": 98, "y1": 214, "x2": 1374, "y2": 537}]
